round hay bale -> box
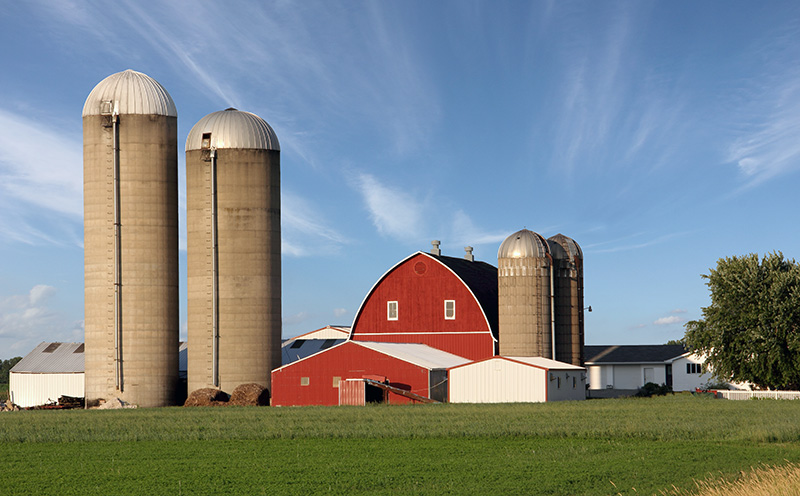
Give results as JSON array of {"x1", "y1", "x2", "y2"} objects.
[
  {"x1": 184, "y1": 388, "x2": 230, "y2": 407},
  {"x1": 229, "y1": 383, "x2": 270, "y2": 406}
]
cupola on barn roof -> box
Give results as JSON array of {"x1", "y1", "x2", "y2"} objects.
[
  {"x1": 497, "y1": 229, "x2": 549, "y2": 259},
  {"x1": 185, "y1": 108, "x2": 280, "y2": 151},
  {"x1": 82, "y1": 69, "x2": 177, "y2": 117}
]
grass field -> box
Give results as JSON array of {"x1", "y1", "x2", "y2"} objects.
[{"x1": 1, "y1": 394, "x2": 799, "y2": 495}]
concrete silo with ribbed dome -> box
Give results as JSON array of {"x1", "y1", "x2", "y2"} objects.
[
  {"x1": 497, "y1": 229, "x2": 553, "y2": 358},
  {"x1": 547, "y1": 234, "x2": 584, "y2": 366},
  {"x1": 83, "y1": 70, "x2": 179, "y2": 407},
  {"x1": 186, "y1": 108, "x2": 281, "y2": 395}
]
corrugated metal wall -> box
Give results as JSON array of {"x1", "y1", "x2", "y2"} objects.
[
  {"x1": 449, "y1": 358, "x2": 547, "y2": 403},
  {"x1": 9, "y1": 373, "x2": 84, "y2": 408}
]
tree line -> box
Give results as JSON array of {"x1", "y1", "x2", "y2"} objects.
[{"x1": 1, "y1": 357, "x2": 23, "y2": 384}]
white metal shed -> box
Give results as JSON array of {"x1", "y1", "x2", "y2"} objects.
[
  {"x1": 9, "y1": 342, "x2": 85, "y2": 408},
  {"x1": 448, "y1": 356, "x2": 585, "y2": 403}
]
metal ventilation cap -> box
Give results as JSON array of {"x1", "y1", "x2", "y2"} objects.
[
  {"x1": 82, "y1": 69, "x2": 177, "y2": 117},
  {"x1": 186, "y1": 108, "x2": 280, "y2": 151},
  {"x1": 547, "y1": 233, "x2": 583, "y2": 260},
  {"x1": 497, "y1": 228, "x2": 549, "y2": 259}
]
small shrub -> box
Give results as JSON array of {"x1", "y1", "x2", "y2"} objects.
[{"x1": 637, "y1": 382, "x2": 672, "y2": 397}]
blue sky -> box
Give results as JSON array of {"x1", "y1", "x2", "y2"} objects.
[{"x1": 1, "y1": 1, "x2": 799, "y2": 359}]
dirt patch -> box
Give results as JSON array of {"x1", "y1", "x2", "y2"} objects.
[{"x1": 229, "y1": 383, "x2": 270, "y2": 406}]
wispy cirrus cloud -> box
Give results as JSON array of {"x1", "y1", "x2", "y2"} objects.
[
  {"x1": 281, "y1": 191, "x2": 350, "y2": 257},
  {"x1": 725, "y1": 22, "x2": 800, "y2": 189},
  {"x1": 0, "y1": 108, "x2": 82, "y2": 246},
  {"x1": 351, "y1": 172, "x2": 510, "y2": 250}
]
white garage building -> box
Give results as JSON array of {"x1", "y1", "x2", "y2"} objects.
[
  {"x1": 9, "y1": 342, "x2": 85, "y2": 408},
  {"x1": 448, "y1": 356, "x2": 586, "y2": 403}
]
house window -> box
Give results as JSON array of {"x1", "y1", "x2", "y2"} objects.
[
  {"x1": 387, "y1": 301, "x2": 398, "y2": 321},
  {"x1": 300, "y1": 377, "x2": 310, "y2": 386},
  {"x1": 687, "y1": 363, "x2": 702, "y2": 374},
  {"x1": 332, "y1": 376, "x2": 341, "y2": 388},
  {"x1": 444, "y1": 300, "x2": 455, "y2": 320}
]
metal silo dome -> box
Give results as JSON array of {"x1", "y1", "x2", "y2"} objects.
[
  {"x1": 185, "y1": 108, "x2": 280, "y2": 151},
  {"x1": 82, "y1": 69, "x2": 177, "y2": 117},
  {"x1": 498, "y1": 229, "x2": 550, "y2": 259},
  {"x1": 547, "y1": 233, "x2": 583, "y2": 261}
]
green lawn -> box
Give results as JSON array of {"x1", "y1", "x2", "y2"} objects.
[{"x1": 1, "y1": 395, "x2": 799, "y2": 495}]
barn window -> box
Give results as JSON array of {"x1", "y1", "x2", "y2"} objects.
[
  {"x1": 387, "y1": 301, "x2": 398, "y2": 321},
  {"x1": 444, "y1": 300, "x2": 455, "y2": 320},
  {"x1": 290, "y1": 340, "x2": 304, "y2": 349},
  {"x1": 332, "y1": 376, "x2": 341, "y2": 388},
  {"x1": 321, "y1": 339, "x2": 337, "y2": 350},
  {"x1": 300, "y1": 377, "x2": 310, "y2": 386}
]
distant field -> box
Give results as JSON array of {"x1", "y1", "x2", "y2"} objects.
[{"x1": 1, "y1": 394, "x2": 799, "y2": 495}]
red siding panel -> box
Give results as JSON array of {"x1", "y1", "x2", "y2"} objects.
[
  {"x1": 351, "y1": 253, "x2": 495, "y2": 360},
  {"x1": 271, "y1": 342, "x2": 432, "y2": 406}
]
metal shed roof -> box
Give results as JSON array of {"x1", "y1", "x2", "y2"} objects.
[
  {"x1": 82, "y1": 69, "x2": 177, "y2": 117},
  {"x1": 10, "y1": 342, "x2": 84, "y2": 374},
  {"x1": 353, "y1": 341, "x2": 471, "y2": 370},
  {"x1": 505, "y1": 356, "x2": 585, "y2": 370},
  {"x1": 185, "y1": 108, "x2": 280, "y2": 151}
]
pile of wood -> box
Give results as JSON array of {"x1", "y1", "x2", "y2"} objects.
[
  {"x1": 58, "y1": 395, "x2": 85, "y2": 409},
  {"x1": 229, "y1": 383, "x2": 270, "y2": 406},
  {"x1": 184, "y1": 388, "x2": 230, "y2": 407}
]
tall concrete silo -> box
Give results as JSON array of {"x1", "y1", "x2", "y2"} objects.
[
  {"x1": 497, "y1": 229, "x2": 553, "y2": 358},
  {"x1": 547, "y1": 234, "x2": 584, "y2": 366},
  {"x1": 83, "y1": 70, "x2": 179, "y2": 407},
  {"x1": 186, "y1": 108, "x2": 281, "y2": 395}
]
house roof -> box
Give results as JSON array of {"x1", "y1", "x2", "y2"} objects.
[
  {"x1": 449, "y1": 355, "x2": 584, "y2": 371},
  {"x1": 584, "y1": 345, "x2": 688, "y2": 364},
  {"x1": 353, "y1": 341, "x2": 472, "y2": 370},
  {"x1": 10, "y1": 342, "x2": 84, "y2": 374}
]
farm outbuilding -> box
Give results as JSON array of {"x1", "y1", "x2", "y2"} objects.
[
  {"x1": 271, "y1": 340, "x2": 470, "y2": 406},
  {"x1": 9, "y1": 342, "x2": 85, "y2": 408},
  {"x1": 349, "y1": 247, "x2": 498, "y2": 361},
  {"x1": 448, "y1": 356, "x2": 585, "y2": 403}
]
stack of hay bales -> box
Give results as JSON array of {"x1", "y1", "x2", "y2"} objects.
[{"x1": 184, "y1": 384, "x2": 268, "y2": 407}]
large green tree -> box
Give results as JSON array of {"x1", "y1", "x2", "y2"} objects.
[{"x1": 684, "y1": 252, "x2": 800, "y2": 390}]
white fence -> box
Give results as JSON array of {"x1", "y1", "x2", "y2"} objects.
[{"x1": 715, "y1": 390, "x2": 800, "y2": 400}]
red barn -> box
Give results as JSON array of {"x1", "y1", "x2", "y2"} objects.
[
  {"x1": 271, "y1": 340, "x2": 470, "y2": 406},
  {"x1": 349, "y1": 251, "x2": 498, "y2": 361}
]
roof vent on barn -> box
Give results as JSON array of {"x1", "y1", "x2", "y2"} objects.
[{"x1": 431, "y1": 240, "x2": 441, "y2": 256}]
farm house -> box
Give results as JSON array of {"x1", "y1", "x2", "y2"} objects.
[
  {"x1": 271, "y1": 340, "x2": 470, "y2": 406},
  {"x1": 9, "y1": 342, "x2": 85, "y2": 408},
  {"x1": 585, "y1": 345, "x2": 709, "y2": 396},
  {"x1": 448, "y1": 356, "x2": 585, "y2": 403}
]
